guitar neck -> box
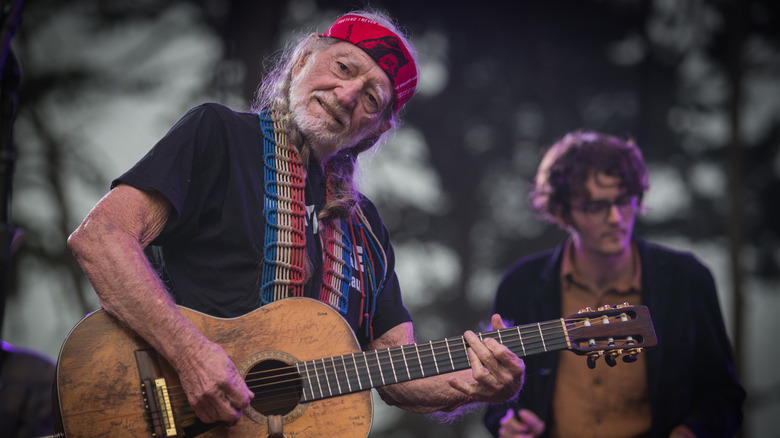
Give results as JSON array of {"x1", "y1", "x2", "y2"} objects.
[
  {"x1": 296, "y1": 319, "x2": 570, "y2": 403},
  {"x1": 55, "y1": 297, "x2": 654, "y2": 437}
]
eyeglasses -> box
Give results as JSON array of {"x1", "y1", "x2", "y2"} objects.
[{"x1": 572, "y1": 195, "x2": 639, "y2": 220}]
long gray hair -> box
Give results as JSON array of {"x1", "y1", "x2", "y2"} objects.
[{"x1": 251, "y1": 9, "x2": 418, "y2": 221}]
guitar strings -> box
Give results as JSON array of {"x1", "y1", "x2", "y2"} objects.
[
  {"x1": 161, "y1": 314, "x2": 637, "y2": 409},
  {"x1": 163, "y1": 315, "x2": 627, "y2": 406},
  {"x1": 237, "y1": 313, "x2": 633, "y2": 393},
  {"x1": 162, "y1": 324, "x2": 562, "y2": 406}
]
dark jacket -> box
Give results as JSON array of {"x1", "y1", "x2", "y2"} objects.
[{"x1": 484, "y1": 237, "x2": 745, "y2": 438}]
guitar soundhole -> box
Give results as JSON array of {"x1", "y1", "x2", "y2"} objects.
[{"x1": 248, "y1": 359, "x2": 303, "y2": 416}]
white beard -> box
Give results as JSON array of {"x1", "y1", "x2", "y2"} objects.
[{"x1": 289, "y1": 82, "x2": 353, "y2": 159}]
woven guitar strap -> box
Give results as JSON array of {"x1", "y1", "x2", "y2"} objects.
[
  {"x1": 258, "y1": 111, "x2": 387, "y2": 330},
  {"x1": 258, "y1": 110, "x2": 307, "y2": 301}
]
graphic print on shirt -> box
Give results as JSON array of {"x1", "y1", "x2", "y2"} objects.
[
  {"x1": 305, "y1": 202, "x2": 363, "y2": 293},
  {"x1": 350, "y1": 245, "x2": 364, "y2": 291},
  {"x1": 305, "y1": 204, "x2": 319, "y2": 234}
]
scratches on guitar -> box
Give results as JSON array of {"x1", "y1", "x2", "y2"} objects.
[{"x1": 53, "y1": 298, "x2": 656, "y2": 437}]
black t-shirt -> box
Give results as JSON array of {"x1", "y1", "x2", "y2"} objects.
[{"x1": 113, "y1": 103, "x2": 411, "y2": 346}]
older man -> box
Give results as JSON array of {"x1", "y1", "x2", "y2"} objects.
[{"x1": 67, "y1": 9, "x2": 524, "y2": 432}]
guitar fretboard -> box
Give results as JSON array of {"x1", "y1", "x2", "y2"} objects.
[{"x1": 295, "y1": 319, "x2": 570, "y2": 402}]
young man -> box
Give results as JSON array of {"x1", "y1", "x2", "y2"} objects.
[
  {"x1": 67, "y1": 9, "x2": 524, "y2": 431},
  {"x1": 483, "y1": 131, "x2": 745, "y2": 438}
]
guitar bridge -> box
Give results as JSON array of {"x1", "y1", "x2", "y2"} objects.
[
  {"x1": 155, "y1": 378, "x2": 177, "y2": 436},
  {"x1": 137, "y1": 350, "x2": 178, "y2": 437}
]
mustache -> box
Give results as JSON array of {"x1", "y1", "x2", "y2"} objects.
[{"x1": 312, "y1": 92, "x2": 349, "y2": 125}]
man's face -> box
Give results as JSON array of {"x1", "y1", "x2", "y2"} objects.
[
  {"x1": 289, "y1": 40, "x2": 393, "y2": 160},
  {"x1": 566, "y1": 172, "x2": 639, "y2": 257}
]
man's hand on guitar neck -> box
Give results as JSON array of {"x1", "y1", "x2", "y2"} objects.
[
  {"x1": 449, "y1": 314, "x2": 525, "y2": 404},
  {"x1": 370, "y1": 314, "x2": 524, "y2": 415},
  {"x1": 176, "y1": 338, "x2": 254, "y2": 424}
]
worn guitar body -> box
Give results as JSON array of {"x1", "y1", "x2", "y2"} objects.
[
  {"x1": 54, "y1": 298, "x2": 371, "y2": 437},
  {"x1": 55, "y1": 297, "x2": 656, "y2": 437}
]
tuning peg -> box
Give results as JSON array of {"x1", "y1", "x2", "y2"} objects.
[
  {"x1": 586, "y1": 352, "x2": 600, "y2": 369},
  {"x1": 622, "y1": 347, "x2": 642, "y2": 363},
  {"x1": 578, "y1": 307, "x2": 594, "y2": 314},
  {"x1": 598, "y1": 304, "x2": 613, "y2": 311},
  {"x1": 605, "y1": 349, "x2": 622, "y2": 367}
]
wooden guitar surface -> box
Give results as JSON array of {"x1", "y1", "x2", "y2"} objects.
[
  {"x1": 55, "y1": 297, "x2": 657, "y2": 437},
  {"x1": 55, "y1": 298, "x2": 372, "y2": 437}
]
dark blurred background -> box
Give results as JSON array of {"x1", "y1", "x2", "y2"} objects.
[{"x1": 2, "y1": 0, "x2": 779, "y2": 436}]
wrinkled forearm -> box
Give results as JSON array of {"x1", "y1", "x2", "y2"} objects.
[
  {"x1": 375, "y1": 370, "x2": 475, "y2": 414},
  {"x1": 67, "y1": 186, "x2": 210, "y2": 373},
  {"x1": 70, "y1": 226, "x2": 202, "y2": 366},
  {"x1": 368, "y1": 323, "x2": 472, "y2": 414}
]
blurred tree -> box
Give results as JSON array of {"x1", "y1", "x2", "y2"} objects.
[{"x1": 7, "y1": 0, "x2": 231, "y2": 361}]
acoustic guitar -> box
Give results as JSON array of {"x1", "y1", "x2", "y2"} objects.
[{"x1": 53, "y1": 297, "x2": 656, "y2": 437}]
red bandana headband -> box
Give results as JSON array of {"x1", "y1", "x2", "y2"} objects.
[{"x1": 321, "y1": 15, "x2": 418, "y2": 113}]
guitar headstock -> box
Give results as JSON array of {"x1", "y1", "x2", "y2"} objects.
[{"x1": 564, "y1": 303, "x2": 657, "y2": 368}]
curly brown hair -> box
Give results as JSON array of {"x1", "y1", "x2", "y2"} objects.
[{"x1": 529, "y1": 130, "x2": 649, "y2": 225}]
